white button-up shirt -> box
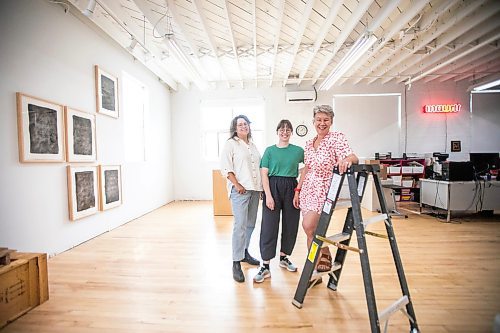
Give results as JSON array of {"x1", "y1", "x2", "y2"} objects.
[{"x1": 220, "y1": 137, "x2": 263, "y2": 195}]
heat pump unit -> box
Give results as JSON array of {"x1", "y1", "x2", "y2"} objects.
[{"x1": 285, "y1": 90, "x2": 317, "y2": 103}]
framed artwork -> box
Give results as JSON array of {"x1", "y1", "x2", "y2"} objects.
[
  {"x1": 67, "y1": 166, "x2": 99, "y2": 221},
  {"x1": 65, "y1": 107, "x2": 97, "y2": 162},
  {"x1": 99, "y1": 165, "x2": 122, "y2": 211},
  {"x1": 451, "y1": 140, "x2": 461, "y2": 152},
  {"x1": 16, "y1": 92, "x2": 65, "y2": 162},
  {"x1": 95, "y1": 65, "x2": 119, "y2": 118}
]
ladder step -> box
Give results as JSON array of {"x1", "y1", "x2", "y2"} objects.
[
  {"x1": 321, "y1": 232, "x2": 351, "y2": 243},
  {"x1": 362, "y1": 213, "x2": 388, "y2": 227},
  {"x1": 379, "y1": 295, "x2": 409, "y2": 323},
  {"x1": 310, "y1": 262, "x2": 342, "y2": 280},
  {"x1": 334, "y1": 199, "x2": 352, "y2": 209}
]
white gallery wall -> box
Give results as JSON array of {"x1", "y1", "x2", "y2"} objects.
[
  {"x1": 0, "y1": 0, "x2": 174, "y2": 255},
  {"x1": 171, "y1": 82, "x2": 500, "y2": 200}
]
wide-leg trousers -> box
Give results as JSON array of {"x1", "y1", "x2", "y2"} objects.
[
  {"x1": 259, "y1": 176, "x2": 300, "y2": 261},
  {"x1": 230, "y1": 187, "x2": 260, "y2": 262}
]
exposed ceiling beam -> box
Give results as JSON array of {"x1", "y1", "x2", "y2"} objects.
[
  {"x1": 252, "y1": 0, "x2": 257, "y2": 87},
  {"x1": 382, "y1": 2, "x2": 500, "y2": 84},
  {"x1": 407, "y1": 31, "x2": 500, "y2": 84},
  {"x1": 312, "y1": 0, "x2": 374, "y2": 85},
  {"x1": 367, "y1": 0, "x2": 487, "y2": 84},
  {"x1": 222, "y1": 0, "x2": 243, "y2": 87},
  {"x1": 297, "y1": 0, "x2": 343, "y2": 86},
  {"x1": 192, "y1": 0, "x2": 229, "y2": 87},
  {"x1": 269, "y1": 0, "x2": 285, "y2": 87},
  {"x1": 281, "y1": 0, "x2": 314, "y2": 86},
  {"x1": 439, "y1": 51, "x2": 500, "y2": 82},
  {"x1": 345, "y1": 0, "x2": 431, "y2": 85}
]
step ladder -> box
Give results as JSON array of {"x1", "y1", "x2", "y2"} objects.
[{"x1": 292, "y1": 164, "x2": 419, "y2": 333}]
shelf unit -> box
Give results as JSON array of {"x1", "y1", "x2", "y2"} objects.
[{"x1": 379, "y1": 158, "x2": 426, "y2": 202}]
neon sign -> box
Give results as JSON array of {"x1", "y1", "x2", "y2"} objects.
[{"x1": 423, "y1": 103, "x2": 461, "y2": 113}]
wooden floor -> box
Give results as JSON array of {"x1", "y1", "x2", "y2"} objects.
[{"x1": 3, "y1": 201, "x2": 500, "y2": 332}]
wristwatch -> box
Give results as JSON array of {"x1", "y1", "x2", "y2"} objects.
[{"x1": 296, "y1": 124, "x2": 308, "y2": 137}]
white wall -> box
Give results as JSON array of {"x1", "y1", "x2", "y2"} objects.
[
  {"x1": 172, "y1": 81, "x2": 500, "y2": 200},
  {"x1": 0, "y1": 0, "x2": 174, "y2": 255}
]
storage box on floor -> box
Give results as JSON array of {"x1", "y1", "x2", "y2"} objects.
[{"x1": 0, "y1": 252, "x2": 49, "y2": 328}]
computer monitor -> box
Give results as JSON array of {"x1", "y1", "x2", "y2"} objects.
[{"x1": 469, "y1": 152, "x2": 499, "y2": 175}]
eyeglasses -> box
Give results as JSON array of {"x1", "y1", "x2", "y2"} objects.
[{"x1": 278, "y1": 129, "x2": 292, "y2": 133}]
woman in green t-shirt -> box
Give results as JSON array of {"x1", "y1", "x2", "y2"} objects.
[{"x1": 253, "y1": 120, "x2": 304, "y2": 283}]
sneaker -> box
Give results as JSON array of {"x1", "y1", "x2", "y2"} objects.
[
  {"x1": 279, "y1": 257, "x2": 297, "y2": 272},
  {"x1": 242, "y1": 249, "x2": 260, "y2": 266},
  {"x1": 253, "y1": 266, "x2": 271, "y2": 283}
]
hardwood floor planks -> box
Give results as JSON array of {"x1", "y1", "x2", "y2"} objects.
[{"x1": 2, "y1": 201, "x2": 499, "y2": 332}]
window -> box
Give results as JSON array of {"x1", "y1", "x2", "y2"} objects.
[
  {"x1": 122, "y1": 71, "x2": 148, "y2": 162},
  {"x1": 201, "y1": 99, "x2": 265, "y2": 161}
]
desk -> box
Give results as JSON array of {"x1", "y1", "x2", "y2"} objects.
[{"x1": 420, "y1": 179, "x2": 500, "y2": 222}]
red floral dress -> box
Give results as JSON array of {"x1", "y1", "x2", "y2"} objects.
[{"x1": 299, "y1": 131, "x2": 353, "y2": 216}]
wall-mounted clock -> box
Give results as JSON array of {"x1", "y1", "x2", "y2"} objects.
[{"x1": 296, "y1": 124, "x2": 308, "y2": 137}]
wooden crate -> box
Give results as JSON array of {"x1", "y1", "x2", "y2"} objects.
[{"x1": 0, "y1": 252, "x2": 49, "y2": 328}]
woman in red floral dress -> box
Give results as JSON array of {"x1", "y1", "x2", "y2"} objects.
[{"x1": 293, "y1": 105, "x2": 358, "y2": 274}]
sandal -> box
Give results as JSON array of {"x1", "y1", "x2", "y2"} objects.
[{"x1": 316, "y1": 253, "x2": 332, "y2": 272}]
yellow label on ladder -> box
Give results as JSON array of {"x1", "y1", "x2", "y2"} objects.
[{"x1": 308, "y1": 242, "x2": 319, "y2": 263}]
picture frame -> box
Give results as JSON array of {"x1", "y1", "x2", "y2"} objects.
[
  {"x1": 451, "y1": 140, "x2": 461, "y2": 152},
  {"x1": 16, "y1": 92, "x2": 65, "y2": 163},
  {"x1": 65, "y1": 107, "x2": 97, "y2": 162},
  {"x1": 98, "y1": 165, "x2": 122, "y2": 211},
  {"x1": 95, "y1": 65, "x2": 119, "y2": 118},
  {"x1": 67, "y1": 165, "x2": 99, "y2": 221}
]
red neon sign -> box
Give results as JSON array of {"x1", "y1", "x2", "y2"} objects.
[{"x1": 423, "y1": 103, "x2": 461, "y2": 113}]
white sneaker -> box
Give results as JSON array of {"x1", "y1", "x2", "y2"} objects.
[{"x1": 253, "y1": 266, "x2": 271, "y2": 283}]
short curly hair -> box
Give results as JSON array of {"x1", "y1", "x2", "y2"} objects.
[{"x1": 313, "y1": 105, "x2": 334, "y2": 120}]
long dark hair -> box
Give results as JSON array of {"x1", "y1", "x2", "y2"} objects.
[{"x1": 229, "y1": 115, "x2": 252, "y2": 139}]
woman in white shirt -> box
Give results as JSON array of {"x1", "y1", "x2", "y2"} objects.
[{"x1": 220, "y1": 115, "x2": 263, "y2": 283}]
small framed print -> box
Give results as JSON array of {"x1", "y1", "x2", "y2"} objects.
[
  {"x1": 451, "y1": 140, "x2": 461, "y2": 152},
  {"x1": 95, "y1": 65, "x2": 119, "y2": 118},
  {"x1": 99, "y1": 165, "x2": 122, "y2": 211},
  {"x1": 65, "y1": 107, "x2": 97, "y2": 162},
  {"x1": 16, "y1": 92, "x2": 65, "y2": 162},
  {"x1": 67, "y1": 166, "x2": 99, "y2": 221}
]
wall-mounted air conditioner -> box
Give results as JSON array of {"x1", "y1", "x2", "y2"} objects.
[{"x1": 285, "y1": 89, "x2": 317, "y2": 103}]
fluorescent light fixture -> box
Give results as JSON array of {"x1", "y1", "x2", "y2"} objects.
[
  {"x1": 319, "y1": 34, "x2": 377, "y2": 91},
  {"x1": 165, "y1": 37, "x2": 207, "y2": 90},
  {"x1": 126, "y1": 39, "x2": 138, "y2": 52},
  {"x1": 82, "y1": 0, "x2": 97, "y2": 17},
  {"x1": 473, "y1": 78, "x2": 500, "y2": 91}
]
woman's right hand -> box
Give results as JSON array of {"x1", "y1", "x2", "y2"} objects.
[
  {"x1": 235, "y1": 183, "x2": 246, "y2": 194},
  {"x1": 266, "y1": 196, "x2": 275, "y2": 210}
]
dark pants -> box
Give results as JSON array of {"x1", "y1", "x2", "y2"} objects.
[{"x1": 260, "y1": 176, "x2": 300, "y2": 261}]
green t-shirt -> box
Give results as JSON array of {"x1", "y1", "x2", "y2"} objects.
[{"x1": 260, "y1": 144, "x2": 304, "y2": 177}]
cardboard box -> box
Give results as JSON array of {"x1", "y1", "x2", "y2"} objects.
[
  {"x1": 0, "y1": 252, "x2": 48, "y2": 328},
  {"x1": 364, "y1": 159, "x2": 380, "y2": 165}
]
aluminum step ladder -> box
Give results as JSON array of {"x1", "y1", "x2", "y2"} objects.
[{"x1": 292, "y1": 164, "x2": 419, "y2": 333}]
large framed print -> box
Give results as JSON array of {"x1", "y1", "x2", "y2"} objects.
[
  {"x1": 16, "y1": 92, "x2": 65, "y2": 162},
  {"x1": 67, "y1": 165, "x2": 99, "y2": 221},
  {"x1": 95, "y1": 65, "x2": 119, "y2": 118},
  {"x1": 65, "y1": 107, "x2": 97, "y2": 162},
  {"x1": 99, "y1": 165, "x2": 122, "y2": 211}
]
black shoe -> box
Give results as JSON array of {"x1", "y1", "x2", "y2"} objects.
[
  {"x1": 232, "y1": 261, "x2": 245, "y2": 283},
  {"x1": 241, "y1": 249, "x2": 260, "y2": 266}
]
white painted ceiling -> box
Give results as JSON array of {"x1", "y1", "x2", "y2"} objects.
[{"x1": 66, "y1": 0, "x2": 500, "y2": 91}]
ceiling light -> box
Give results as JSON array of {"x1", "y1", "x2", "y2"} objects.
[
  {"x1": 165, "y1": 37, "x2": 207, "y2": 90},
  {"x1": 126, "y1": 39, "x2": 138, "y2": 52},
  {"x1": 319, "y1": 34, "x2": 377, "y2": 91},
  {"x1": 82, "y1": 0, "x2": 97, "y2": 17},
  {"x1": 473, "y1": 78, "x2": 500, "y2": 91}
]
